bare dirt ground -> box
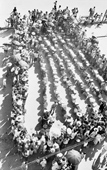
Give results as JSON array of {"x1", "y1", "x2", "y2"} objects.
[
  {"x1": 0, "y1": 29, "x2": 107, "y2": 170},
  {"x1": 0, "y1": 29, "x2": 23, "y2": 170}
]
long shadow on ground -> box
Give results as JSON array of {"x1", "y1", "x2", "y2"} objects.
[
  {"x1": 91, "y1": 151, "x2": 107, "y2": 170},
  {"x1": 0, "y1": 49, "x2": 22, "y2": 170},
  {"x1": 83, "y1": 140, "x2": 104, "y2": 161},
  {"x1": 33, "y1": 61, "x2": 44, "y2": 131},
  {"x1": 0, "y1": 29, "x2": 14, "y2": 38}
]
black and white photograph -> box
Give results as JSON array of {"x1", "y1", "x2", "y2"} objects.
[{"x1": 0, "y1": 0, "x2": 107, "y2": 170}]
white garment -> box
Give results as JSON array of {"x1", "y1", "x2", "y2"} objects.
[{"x1": 52, "y1": 162, "x2": 61, "y2": 170}]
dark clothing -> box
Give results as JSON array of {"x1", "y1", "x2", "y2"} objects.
[
  {"x1": 32, "y1": 13, "x2": 36, "y2": 23},
  {"x1": 13, "y1": 7, "x2": 17, "y2": 13},
  {"x1": 99, "y1": 102, "x2": 106, "y2": 113},
  {"x1": 72, "y1": 165, "x2": 78, "y2": 170}
]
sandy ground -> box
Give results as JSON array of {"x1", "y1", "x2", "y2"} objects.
[
  {"x1": 24, "y1": 65, "x2": 41, "y2": 134},
  {"x1": 0, "y1": 27, "x2": 107, "y2": 170},
  {"x1": 0, "y1": 30, "x2": 23, "y2": 170}
]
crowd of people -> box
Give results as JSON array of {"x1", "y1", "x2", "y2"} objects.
[
  {"x1": 6, "y1": 4, "x2": 106, "y2": 29},
  {"x1": 3, "y1": 1, "x2": 107, "y2": 170},
  {"x1": 78, "y1": 6, "x2": 105, "y2": 27}
]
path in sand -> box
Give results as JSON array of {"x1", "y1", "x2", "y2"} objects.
[{"x1": 24, "y1": 63, "x2": 41, "y2": 134}]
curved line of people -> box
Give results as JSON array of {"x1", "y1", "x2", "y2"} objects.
[{"x1": 2, "y1": 2, "x2": 107, "y2": 170}]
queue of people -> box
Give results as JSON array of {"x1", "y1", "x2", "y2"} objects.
[{"x1": 2, "y1": 1, "x2": 107, "y2": 170}]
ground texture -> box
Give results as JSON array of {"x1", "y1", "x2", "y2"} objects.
[{"x1": 0, "y1": 29, "x2": 107, "y2": 170}]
